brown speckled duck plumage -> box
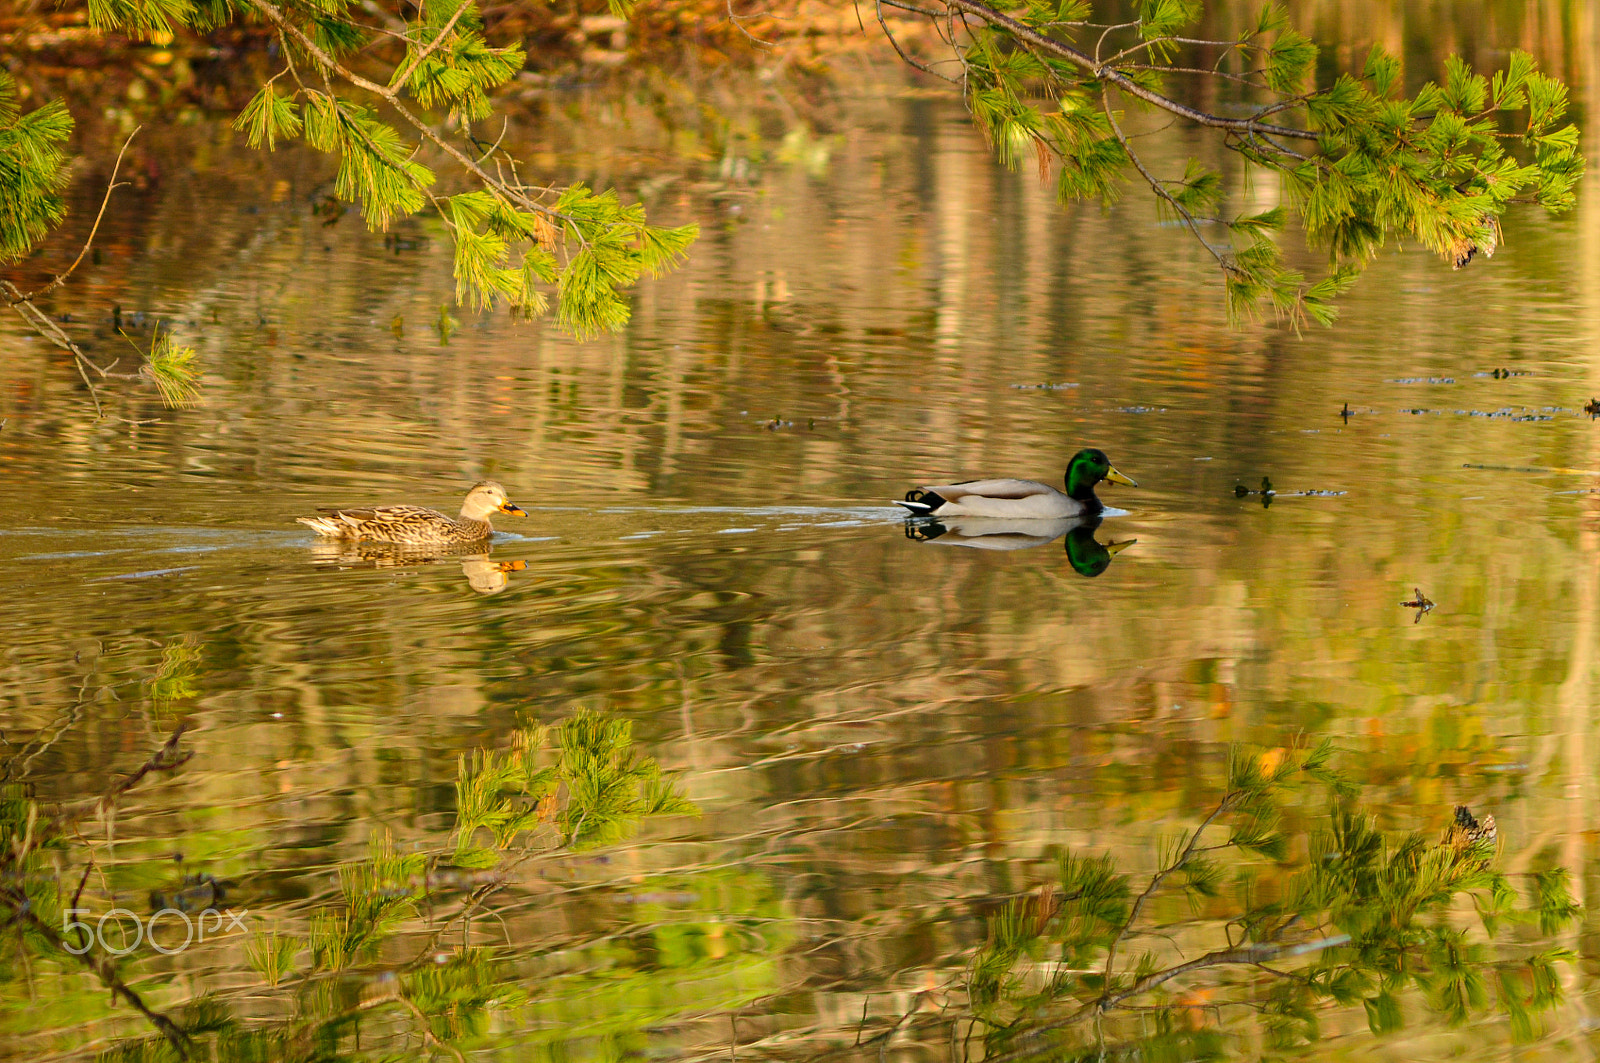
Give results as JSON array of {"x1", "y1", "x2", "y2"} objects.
[{"x1": 296, "y1": 480, "x2": 526, "y2": 545}]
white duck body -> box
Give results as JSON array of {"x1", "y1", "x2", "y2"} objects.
[{"x1": 899, "y1": 479, "x2": 1090, "y2": 519}]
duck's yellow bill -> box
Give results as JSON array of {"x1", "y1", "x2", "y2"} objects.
[
  {"x1": 1105, "y1": 467, "x2": 1138, "y2": 488},
  {"x1": 1104, "y1": 538, "x2": 1137, "y2": 557},
  {"x1": 501, "y1": 502, "x2": 527, "y2": 516}
]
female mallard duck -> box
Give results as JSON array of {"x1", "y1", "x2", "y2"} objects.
[
  {"x1": 896, "y1": 448, "x2": 1137, "y2": 519},
  {"x1": 296, "y1": 480, "x2": 526, "y2": 545}
]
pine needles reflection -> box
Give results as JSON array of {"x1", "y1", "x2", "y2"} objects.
[
  {"x1": 2, "y1": 696, "x2": 699, "y2": 1062},
  {"x1": 1, "y1": 656, "x2": 1584, "y2": 1062},
  {"x1": 951, "y1": 743, "x2": 1578, "y2": 1062}
]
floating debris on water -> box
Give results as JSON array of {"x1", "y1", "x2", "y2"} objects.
[
  {"x1": 1390, "y1": 377, "x2": 1456, "y2": 385},
  {"x1": 1235, "y1": 476, "x2": 1344, "y2": 505},
  {"x1": 1011, "y1": 382, "x2": 1080, "y2": 390},
  {"x1": 1475, "y1": 368, "x2": 1532, "y2": 378},
  {"x1": 1116, "y1": 405, "x2": 1166, "y2": 414},
  {"x1": 1466, "y1": 462, "x2": 1600, "y2": 475},
  {"x1": 1585, "y1": 398, "x2": 1600, "y2": 419},
  {"x1": 1401, "y1": 587, "x2": 1436, "y2": 623},
  {"x1": 1236, "y1": 476, "x2": 1275, "y2": 507},
  {"x1": 1339, "y1": 403, "x2": 1379, "y2": 422},
  {"x1": 1456, "y1": 408, "x2": 1554, "y2": 420}
]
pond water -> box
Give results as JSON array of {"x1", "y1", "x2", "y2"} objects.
[{"x1": 3, "y1": 18, "x2": 1600, "y2": 1062}]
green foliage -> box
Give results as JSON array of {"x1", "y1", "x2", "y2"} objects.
[
  {"x1": 552, "y1": 709, "x2": 698, "y2": 847},
  {"x1": 233, "y1": 82, "x2": 303, "y2": 150},
  {"x1": 141, "y1": 330, "x2": 203, "y2": 410},
  {"x1": 84, "y1": 0, "x2": 192, "y2": 38},
  {"x1": 311, "y1": 832, "x2": 426, "y2": 971},
  {"x1": 245, "y1": 930, "x2": 302, "y2": 987},
  {"x1": 0, "y1": 72, "x2": 72, "y2": 264},
  {"x1": 896, "y1": 1, "x2": 1583, "y2": 327},
  {"x1": 961, "y1": 743, "x2": 1580, "y2": 1059},
  {"x1": 21, "y1": 0, "x2": 695, "y2": 347}
]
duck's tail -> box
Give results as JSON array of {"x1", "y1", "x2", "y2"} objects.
[
  {"x1": 296, "y1": 515, "x2": 346, "y2": 538},
  {"x1": 894, "y1": 488, "x2": 946, "y2": 513}
]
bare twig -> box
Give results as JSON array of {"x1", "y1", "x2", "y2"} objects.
[
  {"x1": 725, "y1": 0, "x2": 777, "y2": 47},
  {"x1": 10, "y1": 127, "x2": 141, "y2": 304},
  {"x1": 2, "y1": 279, "x2": 105, "y2": 416},
  {"x1": 1098, "y1": 787, "x2": 1240, "y2": 986},
  {"x1": 877, "y1": 2, "x2": 960, "y2": 83},
  {"x1": 96, "y1": 721, "x2": 194, "y2": 812},
  {"x1": 1103, "y1": 35, "x2": 1244, "y2": 67},
  {"x1": 935, "y1": 0, "x2": 1320, "y2": 142},
  {"x1": 12, "y1": 908, "x2": 193, "y2": 1056},
  {"x1": 1099, "y1": 93, "x2": 1233, "y2": 271}
]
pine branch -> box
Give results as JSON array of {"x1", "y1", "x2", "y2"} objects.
[
  {"x1": 939, "y1": 0, "x2": 1320, "y2": 142},
  {"x1": 245, "y1": 0, "x2": 566, "y2": 216}
]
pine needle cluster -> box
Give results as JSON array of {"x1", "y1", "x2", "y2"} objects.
[
  {"x1": 0, "y1": 71, "x2": 73, "y2": 265},
  {"x1": 883, "y1": 0, "x2": 1584, "y2": 327}
]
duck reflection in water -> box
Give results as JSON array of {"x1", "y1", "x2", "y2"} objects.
[
  {"x1": 308, "y1": 541, "x2": 527, "y2": 594},
  {"x1": 904, "y1": 515, "x2": 1135, "y2": 576}
]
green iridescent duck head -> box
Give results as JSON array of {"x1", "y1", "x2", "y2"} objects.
[{"x1": 1065, "y1": 448, "x2": 1138, "y2": 502}]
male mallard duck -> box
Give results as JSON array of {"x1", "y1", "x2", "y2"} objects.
[
  {"x1": 896, "y1": 448, "x2": 1137, "y2": 519},
  {"x1": 296, "y1": 480, "x2": 526, "y2": 545}
]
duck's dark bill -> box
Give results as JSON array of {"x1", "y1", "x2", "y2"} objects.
[{"x1": 501, "y1": 502, "x2": 528, "y2": 516}]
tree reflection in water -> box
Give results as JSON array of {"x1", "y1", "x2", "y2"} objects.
[
  {"x1": 4, "y1": 705, "x2": 1579, "y2": 1062},
  {"x1": 897, "y1": 743, "x2": 1578, "y2": 1063}
]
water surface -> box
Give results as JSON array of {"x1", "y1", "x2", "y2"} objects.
[{"x1": 3, "y1": 23, "x2": 1600, "y2": 1061}]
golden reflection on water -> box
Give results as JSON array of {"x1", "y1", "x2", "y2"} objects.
[{"x1": 3, "y1": 8, "x2": 1600, "y2": 1059}]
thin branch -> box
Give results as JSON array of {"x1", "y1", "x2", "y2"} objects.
[
  {"x1": 725, "y1": 0, "x2": 778, "y2": 47},
  {"x1": 1099, "y1": 786, "x2": 1240, "y2": 984},
  {"x1": 1125, "y1": 63, "x2": 1267, "y2": 88},
  {"x1": 936, "y1": 0, "x2": 1321, "y2": 142},
  {"x1": 12, "y1": 127, "x2": 140, "y2": 304},
  {"x1": 1099, "y1": 93, "x2": 1234, "y2": 272},
  {"x1": 1093, "y1": 20, "x2": 1138, "y2": 64},
  {"x1": 1103, "y1": 35, "x2": 1245, "y2": 67},
  {"x1": 95, "y1": 721, "x2": 194, "y2": 813},
  {"x1": 1105, "y1": 934, "x2": 1351, "y2": 1005},
  {"x1": 12, "y1": 908, "x2": 193, "y2": 1056},
  {"x1": 878, "y1": 1, "x2": 960, "y2": 82},
  {"x1": 879, "y1": 0, "x2": 945, "y2": 17},
  {"x1": 2, "y1": 280, "x2": 104, "y2": 416}
]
